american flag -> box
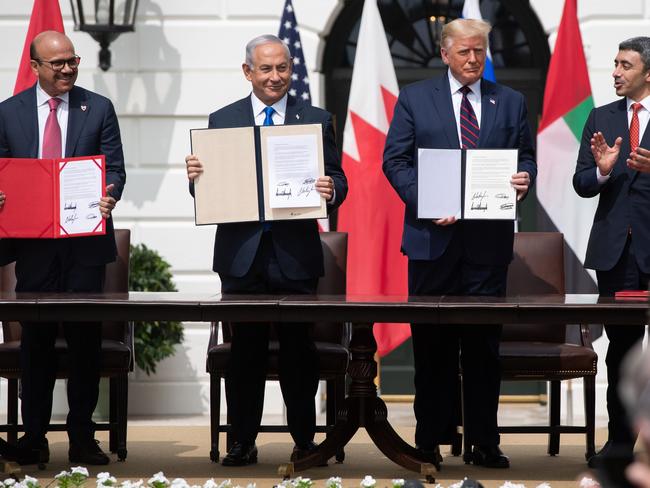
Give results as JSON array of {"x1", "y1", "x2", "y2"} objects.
[{"x1": 278, "y1": 0, "x2": 311, "y2": 103}]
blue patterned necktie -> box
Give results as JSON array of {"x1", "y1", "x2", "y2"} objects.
[
  {"x1": 459, "y1": 85, "x2": 479, "y2": 148},
  {"x1": 263, "y1": 106, "x2": 275, "y2": 126}
]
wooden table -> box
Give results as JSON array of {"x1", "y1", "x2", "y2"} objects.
[{"x1": 0, "y1": 292, "x2": 647, "y2": 481}]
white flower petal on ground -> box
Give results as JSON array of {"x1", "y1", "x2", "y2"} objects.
[
  {"x1": 360, "y1": 476, "x2": 376, "y2": 488},
  {"x1": 325, "y1": 477, "x2": 343, "y2": 488},
  {"x1": 71, "y1": 467, "x2": 90, "y2": 477}
]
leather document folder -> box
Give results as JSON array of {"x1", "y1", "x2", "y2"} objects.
[
  {"x1": 0, "y1": 156, "x2": 106, "y2": 238},
  {"x1": 190, "y1": 124, "x2": 327, "y2": 225}
]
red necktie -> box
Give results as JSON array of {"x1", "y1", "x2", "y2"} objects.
[
  {"x1": 630, "y1": 102, "x2": 642, "y2": 152},
  {"x1": 460, "y1": 86, "x2": 479, "y2": 148},
  {"x1": 43, "y1": 98, "x2": 62, "y2": 158}
]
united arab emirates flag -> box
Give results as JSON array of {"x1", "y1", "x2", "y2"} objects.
[{"x1": 536, "y1": 0, "x2": 597, "y2": 284}]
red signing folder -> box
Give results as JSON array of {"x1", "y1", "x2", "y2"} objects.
[
  {"x1": 614, "y1": 290, "x2": 649, "y2": 299},
  {"x1": 0, "y1": 156, "x2": 106, "y2": 238}
]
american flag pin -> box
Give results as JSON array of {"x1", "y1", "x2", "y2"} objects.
[
  {"x1": 489, "y1": 98, "x2": 496, "y2": 105},
  {"x1": 81, "y1": 105, "x2": 87, "y2": 111}
]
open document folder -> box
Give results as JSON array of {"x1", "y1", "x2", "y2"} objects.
[
  {"x1": 190, "y1": 124, "x2": 327, "y2": 225},
  {"x1": 417, "y1": 148, "x2": 518, "y2": 220},
  {"x1": 0, "y1": 156, "x2": 106, "y2": 238}
]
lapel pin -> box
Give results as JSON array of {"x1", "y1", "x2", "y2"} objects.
[
  {"x1": 489, "y1": 98, "x2": 496, "y2": 105},
  {"x1": 296, "y1": 114, "x2": 300, "y2": 120},
  {"x1": 81, "y1": 105, "x2": 87, "y2": 111}
]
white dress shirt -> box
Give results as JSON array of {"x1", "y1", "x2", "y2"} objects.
[
  {"x1": 448, "y1": 70, "x2": 482, "y2": 146},
  {"x1": 36, "y1": 83, "x2": 69, "y2": 158},
  {"x1": 251, "y1": 92, "x2": 287, "y2": 126}
]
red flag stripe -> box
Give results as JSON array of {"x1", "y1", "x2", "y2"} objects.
[{"x1": 14, "y1": 0, "x2": 65, "y2": 95}]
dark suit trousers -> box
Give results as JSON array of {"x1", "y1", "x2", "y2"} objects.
[
  {"x1": 15, "y1": 240, "x2": 104, "y2": 445},
  {"x1": 596, "y1": 235, "x2": 648, "y2": 446},
  {"x1": 408, "y1": 228, "x2": 507, "y2": 448},
  {"x1": 220, "y1": 232, "x2": 319, "y2": 447}
]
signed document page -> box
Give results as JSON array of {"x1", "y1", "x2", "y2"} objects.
[
  {"x1": 191, "y1": 127, "x2": 260, "y2": 224},
  {"x1": 0, "y1": 156, "x2": 105, "y2": 238},
  {"x1": 261, "y1": 124, "x2": 326, "y2": 221},
  {"x1": 58, "y1": 157, "x2": 105, "y2": 236},
  {"x1": 417, "y1": 148, "x2": 462, "y2": 219},
  {"x1": 463, "y1": 149, "x2": 517, "y2": 220}
]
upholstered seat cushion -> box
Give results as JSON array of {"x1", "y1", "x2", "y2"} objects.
[
  {"x1": 0, "y1": 339, "x2": 132, "y2": 377},
  {"x1": 207, "y1": 340, "x2": 349, "y2": 376},
  {"x1": 499, "y1": 341, "x2": 597, "y2": 378}
]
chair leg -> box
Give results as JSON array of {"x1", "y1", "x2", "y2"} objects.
[
  {"x1": 114, "y1": 375, "x2": 128, "y2": 461},
  {"x1": 330, "y1": 376, "x2": 346, "y2": 463},
  {"x1": 8, "y1": 379, "x2": 18, "y2": 444},
  {"x1": 226, "y1": 409, "x2": 234, "y2": 452},
  {"x1": 584, "y1": 376, "x2": 596, "y2": 460},
  {"x1": 548, "y1": 380, "x2": 561, "y2": 456},
  {"x1": 209, "y1": 373, "x2": 221, "y2": 463},
  {"x1": 109, "y1": 377, "x2": 117, "y2": 453}
]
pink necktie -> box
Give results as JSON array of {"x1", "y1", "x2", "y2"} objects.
[{"x1": 43, "y1": 98, "x2": 62, "y2": 158}]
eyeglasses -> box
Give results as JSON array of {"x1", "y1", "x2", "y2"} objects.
[{"x1": 33, "y1": 55, "x2": 81, "y2": 72}]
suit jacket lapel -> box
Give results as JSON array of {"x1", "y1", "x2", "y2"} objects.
[
  {"x1": 239, "y1": 96, "x2": 256, "y2": 126},
  {"x1": 285, "y1": 96, "x2": 304, "y2": 126},
  {"x1": 478, "y1": 79, "x2": 498, "y2": 147},
  {"x1": 17, "y1": 86, "x2": 39, "y2": 158},
  {"x1": 65, "y1": 86, "x2": 90, "y2": 157},
  {"x1": 431, "y1": 75, "x2": 459, "y2": 148}
]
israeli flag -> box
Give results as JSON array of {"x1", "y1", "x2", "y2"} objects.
[{"x1": 461, "y1": 0, "x2": 496, "y2": 81}]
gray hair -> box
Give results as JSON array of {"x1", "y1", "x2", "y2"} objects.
[
  {"x1": 619, "y1": 36, "x2": 650, "y2": 72},
  {"x1": 245, "y1": 34, "x2": 291, "y2": 68},
  {"x1": 441, "y1": 18, "x2": 491, "y2": 50}
]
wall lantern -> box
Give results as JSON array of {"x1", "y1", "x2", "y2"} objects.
[{"x1": 69, "y1": 0, "x2": 140, "y2": 71}]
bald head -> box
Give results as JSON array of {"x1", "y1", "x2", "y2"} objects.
[
  {"x1": 30, "y1": 31, "x2": 74, "y2": 61},
  {"x1": 29, "y1": 30, "x2": 78, "y2": 97}
]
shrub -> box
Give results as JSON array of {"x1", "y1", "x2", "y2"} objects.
[{"x1": 129, "y1": 243, "x2": 184, "y2": 375}]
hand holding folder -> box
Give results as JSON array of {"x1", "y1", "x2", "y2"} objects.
[{"x1": 0, "y1": 156, "x2": 107, "y2": 238}]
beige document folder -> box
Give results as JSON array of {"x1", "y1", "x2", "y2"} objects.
[{"x1": 190, "y1": 124, "x2": 326, "y2": 225}]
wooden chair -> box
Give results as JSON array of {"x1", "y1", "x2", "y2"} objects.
[
  {"x1": 0, "y1": 229, "x2": 134, "y2": 461},
  {"x1": 458, "y1": 231, "x2": 597, "y2": 461},
  {"x1": 206, "y1": 231, "x2": 349, "y2": 463}
]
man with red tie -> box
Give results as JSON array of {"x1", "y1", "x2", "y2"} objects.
[
  {"x1": 383, "y1": 18, "x2": 536, "y2": 469},
  {"x1": 0, "y1": 31, "x2": 126, "y2": 465},
  {"x1": 574, "y1": 36, "x2": 650, "y2": 468}
]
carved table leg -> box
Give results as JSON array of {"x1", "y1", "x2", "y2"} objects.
[{"x1": 281, "y1": 323, "x2": 436, "y2": 482}]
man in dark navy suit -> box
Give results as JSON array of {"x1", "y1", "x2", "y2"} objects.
[
  {"x1": 574, "y1": 36, "x2": 650, "y2": 468},
  {"x1": 383, "y1": 18, "x2": 536, "y2": 469},
  {"x1": 0, "y1": 31, "x2": 126, "y2": 465},
  {"x1": 185, "y1": 34, "x2": 347, "y2": 466}
]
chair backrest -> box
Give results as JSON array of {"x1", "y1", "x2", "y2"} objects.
[
  {"x1": 314, "y1": 231, "x2": 348, "y2": 343},
  {"x1": 503, "y1": 231, "x2": 565, "y2": 342},
  {"x1": 103, "y1": 229, "x2": 131, "y2": 341},
  {"x1": 1, "y1": 229, "x2": 131, "y2": 342},
  {"x1": 220, "y1": 231, "x2": 348, "y2": 344}
]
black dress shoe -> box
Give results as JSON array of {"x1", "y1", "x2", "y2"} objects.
[
  {"x1": 471, "y1": 445, "x2": 510, "y2": 468},
  {"x1": 0, "y1": 436, "x2": 49, "y2": 465},
  {"x1": 221, "y1": 442, "x2": 258, "y2": 467},
  {"x1": 587, "y1": 440, "x2": 634, "y2": 469},
  {"x1": 69, "y1": 440, "x2": 110, "y2": 465},
  {"x1": 291, "y1": 441, "x2": 328, "y2": 466},
  {"x1": 416, "y1": 445, "x2": 442, "y2": 470}
]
